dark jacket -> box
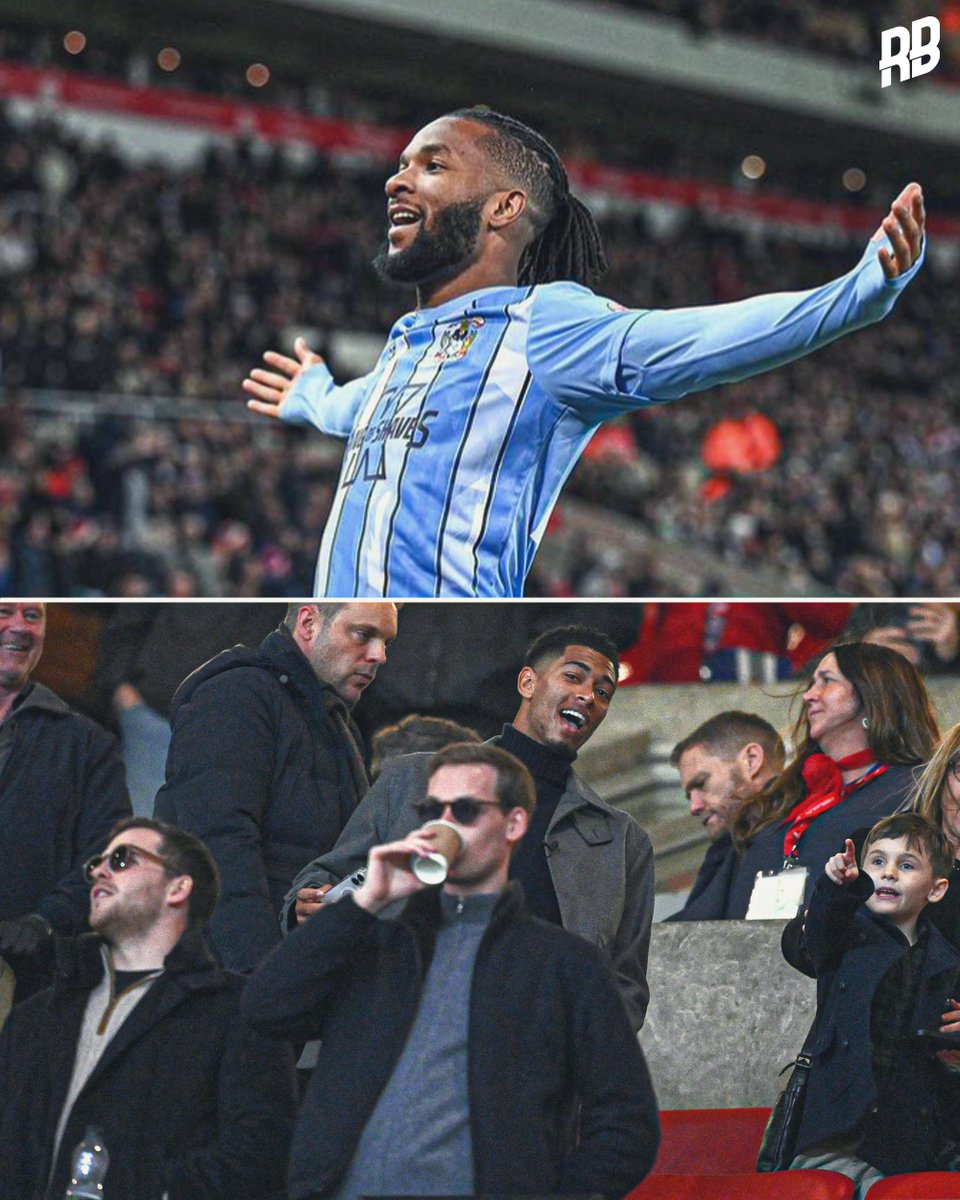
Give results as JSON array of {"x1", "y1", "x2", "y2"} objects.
[
  {"x1": 243, "y1": 886, "x2": 660, "y2": 1200},
  {"x1": 699, "y1": 763, "x2": 917, "y2": 919},
  {"x1": 0, "y1": 681, "x2": 131, "y2": 931},
  {"x1": 154, "y1": 626, "x2": 368, "y2": 972},
  {"x1": 96, "y1": 603, "x2": 285, "y2": 716},
  {"x1": 281, "y1": 735, "x2": 654, "y2": 1029},
  {"x1": 0, "y1": 928, "x2": 297, "y2": 1200},
  {"x1": 667, "y1": 833, "x2": 737, "y2": 922},
  {"x1": 783, "y1": 838, "x2": 960, "y2": 975},
  {"x1": 793, "y1": 871, "x2": 960, "y2": 1174}
]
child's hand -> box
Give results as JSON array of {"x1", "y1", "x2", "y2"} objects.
[{"x1": 825, "y1": 838, "x2": 859, "y2": 885}]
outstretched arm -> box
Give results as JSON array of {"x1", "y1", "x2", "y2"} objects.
[
  {"x1": 530, "y1": 184, "x2": 925, "y2": 419},
  {"x1": 242, "y1": 335, "x2": 372, "y2": 437},
  {"x1": 625, "y1": 183, "x2": 925, "y2": 403},
  {"x1": 243, "y1": 336, "x2": 325, "y2": 421}
]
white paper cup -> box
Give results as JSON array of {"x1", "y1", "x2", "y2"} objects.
[{"x1": 410, "y1": 819, "x2": 464, "y2": 885}]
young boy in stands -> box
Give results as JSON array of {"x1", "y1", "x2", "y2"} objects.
[{"x1": 789, "y1": 813, "x2": 960, "y2": 1197}]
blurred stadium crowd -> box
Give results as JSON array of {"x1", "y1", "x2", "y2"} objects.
[
  {"x1": 0, "y1": 20, "x2": 957, "y2": 597},
  {"x1": 599, "y1": 0, "x2": 960, "y2": 79}
]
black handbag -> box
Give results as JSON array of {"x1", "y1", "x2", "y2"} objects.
[{"x1": 756, "y1": 1042, "x2": 813, "y2": 1172}]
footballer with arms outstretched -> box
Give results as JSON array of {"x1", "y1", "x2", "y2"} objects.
[{"x1": 243, "y1": 107, "x2": 925, "y2": 598}]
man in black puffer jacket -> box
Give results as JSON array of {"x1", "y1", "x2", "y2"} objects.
[{"x1": 154, "y1": 603, "x2": 397, "y2": 972}]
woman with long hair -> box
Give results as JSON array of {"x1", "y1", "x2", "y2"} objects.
[
  {"x1": 721, "y1": 642, "x2": 939, "y2": 919},
  {"x1": 910, "y1": 726, "x2": 960, "y2": 942}
]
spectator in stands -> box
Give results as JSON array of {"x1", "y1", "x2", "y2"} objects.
[
  {"x1": 353, "y1": 602, "x2": 641, "y2": 742},
  {"x1": 154, "y1": 602, "x2": 397, "y2": 972},
  {"x1": 0, "y1": 602, "x2": 131, "y2": 1002},
  {"x1": 623, "y1": 602, "x2": 851, "y2": 682},
  {"x1": 850, "y1": 602, "x2": 960, "y2": 675},
  {"x1": 369, "y1": 714, "x2": 481, "y2": 780},
  {"x1": 913, "y1": 724, "x2": 960, "y2": 948},
  {"x1": 284, "y1": 624, "x2": 654, "y2": 1030},
  {"x1": 721, "y1": 643, "x2": 938, "y2": 919},
  {"x1": 668, "y1": 710, "x2": 785, "y2": 921},
  {"x1": 0, "y1": 816, "x2": 297, "y2": 1199},
  {"x1": 96, "y1": 603, "x2": 284, "y2": 814},
  {"x1": 785, "y1": 814, "x2": 960, "y2": 1193},
  {"x1": 243, "y1": 743, "x2": 660, "y2": 1200}
]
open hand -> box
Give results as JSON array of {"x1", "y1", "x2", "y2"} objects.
[
  {"x1": 874, "y1": 182, "x2": 924, "y2": 281},
  {"x1": 243, "y1": 336, "x2": 324, "y2": 419}
]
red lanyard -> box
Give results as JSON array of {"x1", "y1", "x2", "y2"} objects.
[{"x1": 780, "y1": 755, "x2": 888, "y2": 859}]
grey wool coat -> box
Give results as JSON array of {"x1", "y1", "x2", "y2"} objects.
[{"x1": 281, "y1": 733, "x2": 653, "y2": 1029}]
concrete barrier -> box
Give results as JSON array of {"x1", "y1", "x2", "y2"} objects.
[{"x1": 640, "y1": 919, "x2": 816, "y2": 1109}]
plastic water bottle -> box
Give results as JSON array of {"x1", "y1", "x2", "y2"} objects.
[{"x1": 65, "y1": 1126, "x2": 109, "y2": 1198}]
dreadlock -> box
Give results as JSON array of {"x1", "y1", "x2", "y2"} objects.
[{"x1": 446, "y1": 106, "x2": 607, "y2": 288}]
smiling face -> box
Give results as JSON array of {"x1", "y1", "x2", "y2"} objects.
[
  {"x1": 514, "y1": 644, "x2": 616, "y2": 757},
  {"x1": 373, "y1": 116, "x2": 511, "y2": 290},
  {"x1": 88, "y1": 829, "x2": 179, "y2": 943},
  {"x1": 0, "y1": 602, "x2": 45, "y2": 695},
  {"x1": 299, "y1": 603, "x2": 398, "y2": 707},
  {"x1": 678, "y1": 745, "x2": 748, "y2": 841},
  {"x1": 863, "y1": 835, "x2": 948, "y2": 933},
  {"x1": 802, "y1": 651, "x2": 867, "y2": 757}
]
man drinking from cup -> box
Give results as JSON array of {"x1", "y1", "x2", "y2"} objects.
[{"x1": 243, "y1": 742, "x2": 659, "y2": 1200}]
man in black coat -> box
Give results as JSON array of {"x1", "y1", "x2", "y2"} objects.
[
  {"x1": 667, "y1": 710, "x2": 784, "y2": 922},
  {"x1": 154, "y1": 602, "x2": 397, "y2": 972},
  {"x1": 244, "y1": 742, "x2": 660, "y2": 1200},
  {"x1": 0, "y1": 602, "x2": 132, "y2": 1002},
  {"x1": 0, "y1": 816, "x2": 297, "y2": 1200}
]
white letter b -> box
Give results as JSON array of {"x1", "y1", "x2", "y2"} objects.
[{"x1": 910, "y1": 16, "x2": 941, "y2": 79}]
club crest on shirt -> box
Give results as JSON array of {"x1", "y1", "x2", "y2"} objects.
[{"x1": 434, "y1": 317, "x2": 484, "y2": 362}]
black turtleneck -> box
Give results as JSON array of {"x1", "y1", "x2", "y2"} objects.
[{"x1": 499, "y1": 723, "x2": 571, "y2": 925}]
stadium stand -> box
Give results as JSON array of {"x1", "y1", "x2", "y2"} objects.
[{"x1": 0, "y1": 6, "x2": 957, "y2": 595}]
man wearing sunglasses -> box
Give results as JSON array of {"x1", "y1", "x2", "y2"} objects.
[
  {"x1": 245, "y1": 743, "x2": 659, "y2": 1200},
  {"x1": 0, "y1": 602, "x2": 131, "y2": 1004},
  {"x1": 283, "y1": 623, "x2": 652, "y2": 1030},
  {"x1": 155, "y1": 601, "x2": 397, "y2": 973},
  {"x1": 0, "y1": 815, "x2": 296, "y2": 1200}
]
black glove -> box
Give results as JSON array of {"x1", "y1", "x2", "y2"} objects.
[{"x1": 0, "y1": 914, "x2": 54, "y2": 957}]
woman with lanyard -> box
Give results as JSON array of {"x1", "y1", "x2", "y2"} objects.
[{"x1": 721, "y1": 642, "x2": 939, "y2": 920}]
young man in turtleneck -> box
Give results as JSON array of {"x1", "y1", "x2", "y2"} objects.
[
  {"x1": 283, "y1": 624, "x2": 653, "y2": 1030},
  {"x1": 245, "y1": 743, "x2": 660, "y2": 1200}
]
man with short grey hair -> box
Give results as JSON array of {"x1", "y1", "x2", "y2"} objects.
[{"x1": 155, "y1": 603, "x2": 397, "y2": 971}]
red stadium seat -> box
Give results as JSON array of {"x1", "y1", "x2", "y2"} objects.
[
  {"x1": 651, "y1": 1108, "x2": 772, "y2": 1174},
  {"x1": 625, "y1": 1169, "x2": 855, "y2": 1199},
  {"x1": 867, "y1": 1174, "x2": 960, "y2": 1198}
]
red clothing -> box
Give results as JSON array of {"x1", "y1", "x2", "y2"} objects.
[{"x1": 622, "y1": 602, "x2": 851, "y2": 683}]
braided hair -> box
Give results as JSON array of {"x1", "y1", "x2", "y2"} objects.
[{"x1": 446, "y1": 107, "x2": 607, "y2": 288}]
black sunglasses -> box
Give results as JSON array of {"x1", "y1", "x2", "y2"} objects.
[
  {"x1": 412, "y1": 798, "x2": 503, "y2": 826},
  {"x1": 84, "y1": 843, "x2": 171, "y2": 883}
]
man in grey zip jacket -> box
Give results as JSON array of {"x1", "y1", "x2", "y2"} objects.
[{"x1": 283, "y1": 624, "x2": 652, "y2": 1029}]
